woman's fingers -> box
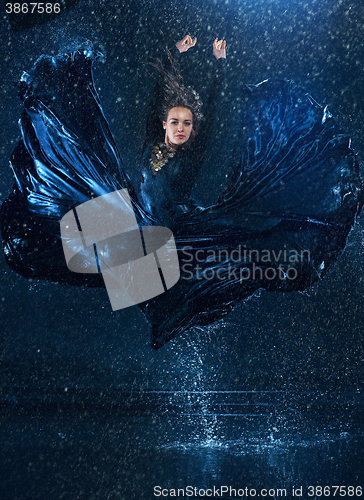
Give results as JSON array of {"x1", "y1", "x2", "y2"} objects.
[
  {"x1": 214, "y1": 38, "x2": 225, "y2": 50},
  {"x1": 213, "y1": 38, "x2": 227, "y2": 59},
  {"x1": 176, "y1": 35, "x2": 197, "y2": 52},
  {"x1": 185, "y1": 35, "x2": 197, "y2": 46}
]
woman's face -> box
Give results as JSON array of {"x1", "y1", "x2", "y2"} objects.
[{"x1": 163, "y1": 107, "x2": 193, "y2": 148}]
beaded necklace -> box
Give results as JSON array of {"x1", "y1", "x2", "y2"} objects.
[{"x1": 150, "y1": 143, "x2": 175, "y2": 176}]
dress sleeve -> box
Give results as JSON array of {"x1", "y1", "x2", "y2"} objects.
[
  {"x1": 182, "y1": 56, "x2": 226, "y2": 178},
  {"x1": 193, "y1": 57, "x2": 226, "y2": 152}
]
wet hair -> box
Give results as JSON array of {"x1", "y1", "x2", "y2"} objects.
[{"x1": 151, "y1": 52, "x2": 203, "y2": 143}]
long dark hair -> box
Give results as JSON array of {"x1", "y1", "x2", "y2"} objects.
[{"x1": 151, "y1": 50, "x2": 203, "y2": 143}]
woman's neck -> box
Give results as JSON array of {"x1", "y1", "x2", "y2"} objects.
[{"x1": 164, "y1": 140, "x2": 179, "y2": 152}]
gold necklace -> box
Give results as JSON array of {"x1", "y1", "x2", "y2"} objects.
[{"x1": 150, "y1": 143, "x2": 175, "y2": 176}]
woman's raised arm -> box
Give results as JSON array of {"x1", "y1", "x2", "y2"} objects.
[{"x1": 187, "y1": 37, "x2": 227, "y2": 167}]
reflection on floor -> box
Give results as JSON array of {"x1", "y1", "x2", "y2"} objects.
[{"x1": 0, "y1": 391, "x2": 363, "y2": 499}]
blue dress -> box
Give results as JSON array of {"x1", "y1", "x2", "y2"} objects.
[{"x1": 1, "y1": 47, "x2": 362, "y2": 348}]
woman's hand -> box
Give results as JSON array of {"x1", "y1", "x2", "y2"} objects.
[
  {"x1": 213, "y1": 38, "x2": 227, "y2": 59},
  {"x1": 176, "y1": 35, "x2": 197, "y2": 53}
]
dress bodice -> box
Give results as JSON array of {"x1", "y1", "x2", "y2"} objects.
[{"x1": 139, "y1": 141, "x2": 206, "y2": 225}]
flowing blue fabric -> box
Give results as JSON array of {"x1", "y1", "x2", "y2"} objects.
[{"x1": 1, "y1": 49, "x2": 362, "y2": 348}]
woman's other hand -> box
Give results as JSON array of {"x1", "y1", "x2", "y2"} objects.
[
  {"x1": 176, "y1": 35, "x2": 197, "y2": 53},
  {"x1": 213, "y1": 38, "x2": 226, "y2": 59}
]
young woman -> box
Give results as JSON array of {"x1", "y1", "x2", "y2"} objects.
[{"x1": 1, "y1": 35, "x2": 362, "y2": 348}]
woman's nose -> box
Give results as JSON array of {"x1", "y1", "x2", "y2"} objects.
[{"x1": 177, "y1": 123, "x2": 183, "y2": 131}]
